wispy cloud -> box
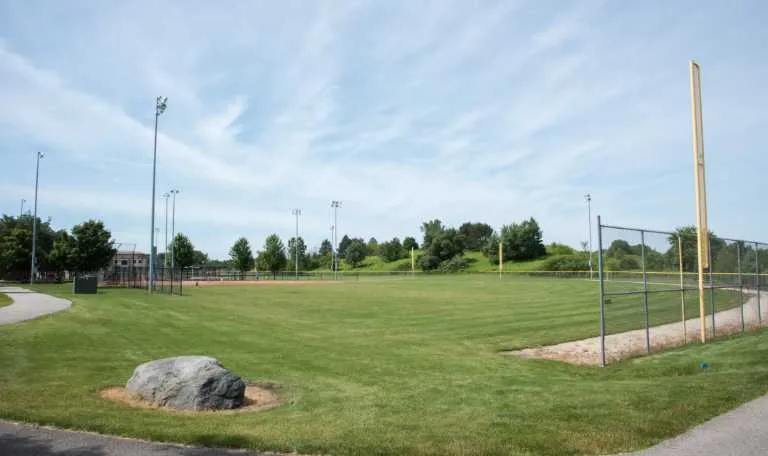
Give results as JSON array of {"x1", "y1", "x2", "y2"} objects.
[{"x1": 1, "y1": 0, "x2": 767, "y2": 257}]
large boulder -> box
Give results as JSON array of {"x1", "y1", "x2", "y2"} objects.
[{"x1": 126, "y1": 356, "x2": 246, "y2": 410}]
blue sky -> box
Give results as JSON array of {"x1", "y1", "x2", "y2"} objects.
[{"x1": 1, "y1": 0, "x2": 766, "y2": 259}]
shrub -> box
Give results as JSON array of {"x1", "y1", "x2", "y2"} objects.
[
  {"x1": 438, "y1": 256, "x2": 471, "y2": 273},
  {"x1": 393, "y1": 261, "x2": 414, "y2": 272},
  {"x1": 547, "y1": 243, "x2": 576, "y2": 256},
  {"x1": 540, "y1": 254, "x2": 589, "y2": 271}
]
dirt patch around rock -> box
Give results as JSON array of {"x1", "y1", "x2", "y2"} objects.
[
  {"x1": 184, "y1": 280, "x2": 338, "y2": 287},
  {"x1": 101, "y1": 384, "x2": 280, "y2": 414}
]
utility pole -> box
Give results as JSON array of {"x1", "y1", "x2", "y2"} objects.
[
  {"x1": 162, "y1": 192, "x2": 170, "y2": 269},
  {"x1": 331, "y1": 201, "x2": 341, "y2": 279},
  {"x1": 585, "y1": 193, "x2": 593, "y2": 280},
  {"x1": 30, "y1": 152, "x2": 44, "y2": 284},
  {"x1": 170, "y1": 189, "x2": 179, "y2": 271},
  {"x1": 292, "y1": 209, "x2": 301, "y2": 279}
]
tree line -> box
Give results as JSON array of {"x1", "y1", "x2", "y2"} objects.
[
  {"x1": 5, "y1": 209, "x2": 760, "y2": 278},
  {"x1": 0, "y1": 214, "x2": 118, "y2": 279},
  {"x1": 219, "y1": 218, "x2": 549, "y2": 274},
  {"x1": 0, "y1": 214, "x2": 207, "y2": 280}
]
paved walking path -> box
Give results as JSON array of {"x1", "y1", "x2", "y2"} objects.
[
  {"x1": 0, "y1": 286, "x2": 71, "y2": 325},
  {"x1": 621, "y1": 394, "x2": 768, "y2": 456},
  {"x1": 0, "y1": 420, "x2": 288, "y2": 456}
]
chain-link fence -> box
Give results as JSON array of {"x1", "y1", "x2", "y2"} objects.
[{"x1": 596, "y1": 217, "x2": 766, "y2": 366}]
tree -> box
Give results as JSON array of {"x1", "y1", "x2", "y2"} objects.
[
  {"x1": 0, "y1": 214, "x2": 58, "y2": 279},
  {"x1": 229, "y1": 237, "x2": 254, "y2": 276},
  {"x1": 606, "y1": 239, "x2": 633, "y2": 257},
  {"x1": 49, "y1": 231, "x2": 75, "y2": 274},
  {"x1": 420, "y1": 219, "x2": 444, "y2": 250},
  {"x1": 287, "y1": 236, "x2": 307, "y2": 271},
  {"x1": 484, "y1": 233, "x2": 502, "y2": 265},
  {"x1": 500, "y1": 218, "x2": 546, "y2": 261},
  {"x1": 170, "y1": 233, "x2": 195, "y2": 269},
  {"x1": 419, "y1": 228, "x2": 466, "y2": 271},
  {"x1": 667, "y1": 226, "x2": 724, "y2": 273},
  {"x1": 69, "y1": 220, "x2": 116, "y2": 272},
  {"x1": 318, "y1": 239, "x2": 333, "y2": 257},
  {"x1": 367, "y1": 237, "x2": 379, "y2": 255},
  {"x1": 338, "y1": 235, "x2": 352, "y2": 259},
  {"x1": 459, "y1": 222, "x2": 494, "y2": 251},
  {"x1": 204, "y1": 258, "x2": 231, "y2": 268},
  {"x1": 345, "y1": 239, "x2": 368, "y2": 268},
  {"x1": 0, "y1": 227, "x2": 33, "y2": 279},
  {"x1": 258, "y1": 234, "x2": 287, "y2": 276},
  {"x1": 548, "y1": 242, "x2": 576, "y2": 256},
  {"x1": 403, "y1": 236, "x2": 419, "y2": 252},
  {"x1": 192, "y1": 250, "x2": 209, "y2": 267},
  {"x1": 379, "y1": 237, "x2": 404, "y2": 262}
]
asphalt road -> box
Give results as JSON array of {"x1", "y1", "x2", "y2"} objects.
[
  {"x1": 623, "y1": 394, "x2": 768, "y2": 456},
  {"x1": 0, "y1": 286, "x2": 71, "y2": 325}
]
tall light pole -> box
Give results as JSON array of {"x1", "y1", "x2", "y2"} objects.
[
  {"x1": 162, "y1": 192, "x2": 170, "y2": 269},
  {"x1": 585, "y1": 193, "x2": 593, "y2": 280},
  {"x1": 20, "y1": 198, "x2": 26, "y2": 218},
  {"x1": 30, "y1": 152, "x2": 44, "y2": 284},
  {"x1": 292, "y1": 209, "x2": 301, "y2": 279},
  {"x1": 149, "y1": 96, "x2": 168, "y2": 292},
  {"x1": 170, "y1": 189, "x2": 179, "y2": 271},
  {"x1": 331, "y1": 200, "x2": 341, "y2": 279}
]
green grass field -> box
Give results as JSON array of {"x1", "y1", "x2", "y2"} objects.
[
  {"x1": 1, "y1": 276, "x2": 766, "y2": 456},
  {"x1": 0, "y1": 293, "x2": 11, "y2": 308}
]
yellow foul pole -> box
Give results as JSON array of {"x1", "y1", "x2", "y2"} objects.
[
  {"x1": 690, "y1": 60, "x2": 710, "y2": 343},
  {"x1": 498, "y1": 240, "x2": 503, "y2": 279}
]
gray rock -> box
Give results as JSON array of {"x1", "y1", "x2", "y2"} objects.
[{"x1": 126, "y1": 356, "x2": 246, "y2": 411}]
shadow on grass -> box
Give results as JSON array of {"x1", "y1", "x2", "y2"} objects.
[{"x1": 186, "y1": 434, "x2": 258, "y2": 451}]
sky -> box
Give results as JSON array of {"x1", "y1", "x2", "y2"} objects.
[{"x1": 1, "y1": 0, "x2": 766, "y2": 259}]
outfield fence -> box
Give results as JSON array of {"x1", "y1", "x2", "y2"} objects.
[{"x1": 596, "y1": 217, "x2": 767, "y2": 366}]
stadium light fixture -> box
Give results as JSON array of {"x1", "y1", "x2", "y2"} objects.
[
  {"x1": 30, "y1": 152, "x2": 44, "y2": 284},
  {"x1": 149, "y1": 96, "x2": 168, "y2": 292}
]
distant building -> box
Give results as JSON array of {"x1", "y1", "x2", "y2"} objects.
[{"x1": 112, "y1": 251, "x2": 149, "y2": 269}]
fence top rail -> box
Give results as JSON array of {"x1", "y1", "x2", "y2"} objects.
[
  {"x1": 598, "y1": 223, "x2": 675, "y2": 237},
  {"x1": 600, "y1": 222, "x2": 767, "y2": 246},
  {"x1": 715, "y1": 236, "x2": 768, "y2": 245}
]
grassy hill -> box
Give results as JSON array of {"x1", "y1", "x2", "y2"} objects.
[{"x1": 337, "y1": 250, "x2": 551, "y2": 273}]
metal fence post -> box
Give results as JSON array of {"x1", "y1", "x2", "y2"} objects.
[
  {"x1": 597, "y1": 215, "x2": 607, "y2": 367},
  {"x1": 709, "y1": 244, "x2": 715, "y2": 337},
  {"x1": 640, "y1": 230, "x2": 650, "y2": 353},
  {"x1": 737, "y1": 242, "x2": 744, "y2": 332},
  {"x1": 757, "y1": 243, "x2": 762, "y2": 324},
  {"x1": 678, "y1": 235, "x2": 687, "y2": 343}
]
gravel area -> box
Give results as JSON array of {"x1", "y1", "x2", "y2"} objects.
[{"x1": 507, "y1": 290, "x2": 766, "y2": 365}]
